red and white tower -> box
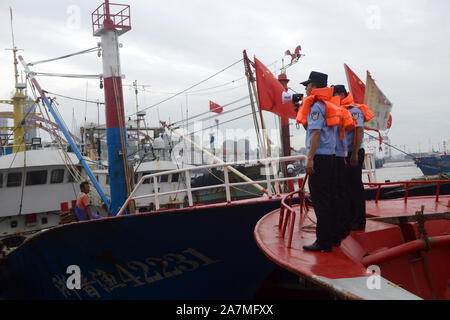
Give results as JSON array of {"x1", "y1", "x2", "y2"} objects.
[{"x1": 92, "y1": 1, "x2": 131, "y2": 215}]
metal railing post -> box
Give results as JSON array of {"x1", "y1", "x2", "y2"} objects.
[
  {"x1": 404, "y1": 182, "x2": 409, "y2": 204},
  {"x1": 265, "y1": 160, "x2": 273, "y2": 198},
  {"x1": 117, "y1": 177, "x2": 145, "y2": 216},
  {"x1": 185, "y1": 170, "x2": 193, "y2": 207},
  {"x1": 153, "y1": 176, "x2": 160, "y2": 210},
  {"x1": 223, "y1": 165, "x2": 231, "y2": 203},
  {"x1": 436, "y1": 182, "x2": 440, "y2": 202}
]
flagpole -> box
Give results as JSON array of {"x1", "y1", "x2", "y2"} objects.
[
  {"x1": 243, "y1": 51, "x2": 272, "y2": 158},
  {"x1": 243, "y1": 51, "x2": 263, "y2": 157}
]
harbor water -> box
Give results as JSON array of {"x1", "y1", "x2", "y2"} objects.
[{"x1": 368, "y1": 160, "x2": 424, "y2": 183}]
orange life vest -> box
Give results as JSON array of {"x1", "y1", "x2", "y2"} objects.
[
  {"x1": 341, "y1": 92, "x2": 374, "y2": 122},
  {"x1": 296, "y1": 87, "x2": 355, "y2": 132}
]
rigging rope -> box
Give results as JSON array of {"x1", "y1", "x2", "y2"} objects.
[
  {"x1": 128, "y1": 58, "x2": 244, "y2": 117},
  {"x1": 170, "y1": 95, "x2": 249, "y2": 126},
  {"x1": 43, "y1": 90, "x2": 105, "y2": 105},
  {"x1": 189, "y1": 109, "x2": 258, "y2": 135},
  {"x1": 27, "y1": 47, "x2": 99, "y2": 66},
  {"x1": 28, "y1": 78, "x2": 107, "y2": 204},
  {"x1": 0, "y1": 100, "x2": 40, "y2": 147},
  {"x1": 33, "y1": 72, "x2": 102, "y2": 79},
  {"x1": 180, "y1": 103, "x2": 251, "y2": 130}
]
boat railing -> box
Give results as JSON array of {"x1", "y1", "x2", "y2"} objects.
[
  {"x1": 278, "y1": 177, "x2": 450, "y2": 248},
  {"x1": 364, "y1": 179, "x2": 450, "y2": 203},
  {"x1": 117, "y1": 155, "x2": 308, "y2": 215},
  {"x1": 278, "y1": 176, "x2": 310, "y2": 248}
]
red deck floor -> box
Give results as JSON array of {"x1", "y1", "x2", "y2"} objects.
[{"x1": 365, "y1": 195, "x2": 450, "y2": 218}]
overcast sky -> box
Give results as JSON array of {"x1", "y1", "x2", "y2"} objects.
[{"x1": 0, "y1": 0, "x2": 449, "y2": 155}]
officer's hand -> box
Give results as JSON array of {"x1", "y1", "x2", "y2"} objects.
[
  {"x1": 350, "y1": 153, "x2": 358, "y2": 167},
  {"x1": 306, "y1": 158, "x2": 315, "y2": 174}
]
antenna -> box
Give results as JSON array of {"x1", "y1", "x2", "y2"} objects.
[
  {"x1": 10, "y1": 7, "x2": 15, "y2": 48},
  {"x1": 5, "y1": 7, "x2": 23, "y2": 87}
]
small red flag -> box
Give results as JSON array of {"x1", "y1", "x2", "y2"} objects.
[
  {"x1": 387, "y1": 114, "x2": 392, "y2": 129},
  {"x1": 254, "y1": 57, "x2": 296, "y2": 119},
  {"x1": 344, "y1": 64, "x2": 365, "y2": 104},
  {"x1": 209, "y1": 101, "x2": 222, "y2": 113}
]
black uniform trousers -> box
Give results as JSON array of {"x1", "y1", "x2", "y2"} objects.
[
  {"x1": 308, "y1": 154, "x2": 335, "y2": 249},
  {"x1": 333, "y1": 156, "x2": 350, "y2": 240},
  {"x1": 345, "y1": 148, "x2": 366, "y2": 230}
]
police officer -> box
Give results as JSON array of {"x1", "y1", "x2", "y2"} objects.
[
  {"x1": 332, "y1": 85, "x2": 352, "y2": 241},
  {"x1": 299, "y1": 71, "x2": 337, "y2": 252},
  {"x1": 334, "y1": 85, "x2": 368, "y2": 232}
]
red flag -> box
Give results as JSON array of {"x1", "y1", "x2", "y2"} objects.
[
  {"x1": 344, "y1": 64, "x2": 365, "y2": 104},
  {"x1": 254, "y1": 57, "x2": 296, "y2": 119},
  {"x1": 387, "y1": 114, "x2": 392, "y2": 129},
  {"x1": 209, "y1": 100, "x2": 222, "y2": 113}
]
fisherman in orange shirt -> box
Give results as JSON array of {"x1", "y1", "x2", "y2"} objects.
[{"x1": 75, "y1": 181, "x2": 102, "y2": 221}]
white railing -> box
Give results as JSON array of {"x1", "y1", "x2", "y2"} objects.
[
  {"x1": 363, "y1": 152, "x2": 377, "y2": 183},
  {"x1": 117, "y1": 155, "x2": 308, "y2": 215}
]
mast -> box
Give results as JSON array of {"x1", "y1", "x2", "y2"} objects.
[
  {"x1": 243, "y1": 50, "x2": 269, "y2": 158},
  {"x1": 133, "y1": 80, "x2": 141, "y2": 157},
  {"x1": 92, "y1": 0, "x2": 132, "y2": 215},
  {"x1": 5, "y1": 8, "x2": 29, "y2": 153},
  {"x1": 278, "y1": 71, "x2": 291, "y2": 191}
]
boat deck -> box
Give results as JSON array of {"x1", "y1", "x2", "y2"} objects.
[
  {"x1": 254, "y1": 195, "x2": 450, "y2": 300},
  {"x1": 366, "y1": 195, "x2": 450, "y2": 219}
]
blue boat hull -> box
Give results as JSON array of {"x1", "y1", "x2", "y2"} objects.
[
  {"x1": 414, "y1": 155, "x2": 450, "y2": 176},
  {"x1": 1, "y1": 199, "x2": 282, "y2": 300}
]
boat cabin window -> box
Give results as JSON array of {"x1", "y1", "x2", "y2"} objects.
[
  {"x1": 68, "y1": 167, "x2": 80, "y2": 182},
  {"x1": 7, "y1": 172, "x2": 22, "y2": 187},
  {"x1": 50, "y1": 169, "x2": 65, "y2": 184},
  {"x1": 160, "y1": 175, "x2": 168, "y2": 183},
  {"x1": 142, "y1": 172, "x2": 152, "y2": 184},
  {"x1": 171, "y1": 173, "x2": 179, "y2": 182},
  {"x1": 0, "y1": 172, "x2": 3, "y2": 188},
  {"x1": 68, "y1": 173, "x2": 75, "y2": 182},
  {"x1": 26, "y1": 170, "x2": 48, "y2": 186},
  {"x1": 106, "y1": 175, "x2": 110, "y2": 185}
]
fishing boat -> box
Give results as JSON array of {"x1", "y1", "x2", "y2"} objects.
[
  {"x1": 0, "y1": 1, "x2": 304, "y2": 300},
  {"x1": 413, "y1": 153, "x2": 450, "y2": 176},
  {"x1": 0, "y1": 26, "x2": 106, "y2": 251},
  {"x1": 0, "y1": 155, "x2": 306, "y2": 299}
]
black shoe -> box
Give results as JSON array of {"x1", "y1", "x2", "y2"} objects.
[
  {"x1": 351, "y1": 225, "x2": 365, "y2": 231},
  {"x1": 340, "y1": 231, "x2": 350, "y2": 239},
  {"x1": 332, "y1": 240, "x2": 341, "y2": 247},
  {"x1": 303, "y1": 242, "x2": 331, "y2": 252}
]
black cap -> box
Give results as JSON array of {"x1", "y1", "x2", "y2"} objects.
[
  {"x1": 300, "y1": 71, "x2": 328, "y2": 87},
  {"x1": 332, "y1": 84, "x2": 347, "y2": 95}
]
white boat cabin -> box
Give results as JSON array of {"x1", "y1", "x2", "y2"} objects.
[{"x1": 0, "y1": 149, "x2": 81, "y2": 238}]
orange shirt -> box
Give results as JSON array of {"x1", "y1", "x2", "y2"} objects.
[{"x1": 76, "y1": 193, "x2": 90, "y2": 210}]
